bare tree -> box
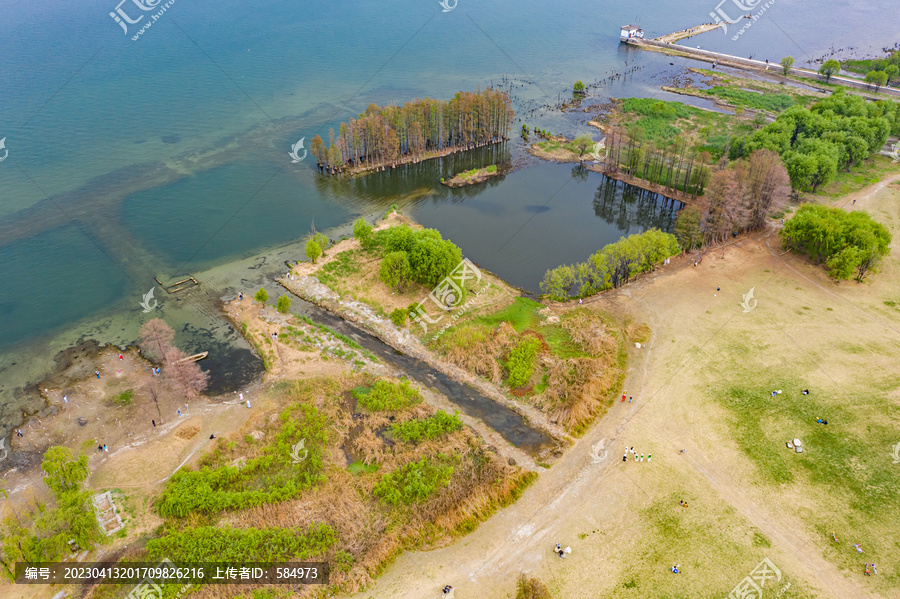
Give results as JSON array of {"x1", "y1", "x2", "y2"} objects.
[
  {"x1": 745, "y1": 149, "x2": 790, "y2": 230},
  {"x1": 139, "y1": 318, "x2": 175, "y2": 362},
  {"x1": 163, "y1": 348, "x2": 209, "y2": 400}
]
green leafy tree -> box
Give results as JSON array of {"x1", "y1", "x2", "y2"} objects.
[
  {"x1": 572, "y1": 134, "x2": 594, "y2": 160},
  {"x1": 276, "y1": 295, "x2": 291, "y2": 314},
  {"x1": 780, "y1": 56, "x2": 794, "y2": 76},
  {"x1": 314, "y1": 232, "x2": 329, "y2": 253},
  {"x1": 865, "y1": 70, "x2": 888, "y2": 91},
  {"x1": 41, "y1": 447, "x2": 90, "y2": 495},
  {"x1": 540, "y1": 265, "x2": 577, "y2": 301},
  {"x1": 379, "y1": 251, "x2": 412, "y2": 292},
  {"x1": 819, "y1": 59, "x2": 840, "y2": 83},
  {"x1": 573, "y1": 80, "x2": 586, "y2": 94},
  {"x1": 389, "y1": 308, "x2": 408, "y2": 327},
  {"x1": 784, "y1": 152, "x2": 817, "y2": 190},
  {"x1": 353, "y1": 217, "x2": 374, "y2": 248},
  {"x1": 885, "y1": 64, "x2": 899, "y2": 86},
  {"x1": 674, "y1": 205, "x2": 703, "y2": 250},
  {"x1": 305, "y1": 238, "x2": 322, "y2": 263},
  {"x1": 407, "y1": 236, "x2": 462, "y2": 288},
  {"x1": 781, "y1": 204, "x2": 891, "y2": 280},
  {"x1": 254, "y1": 287, "x2": 268, "y2": 302}
]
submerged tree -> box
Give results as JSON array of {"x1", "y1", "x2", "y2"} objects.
[{"x1": 317, "y1": 87, "x2": 513, "y2": 174}]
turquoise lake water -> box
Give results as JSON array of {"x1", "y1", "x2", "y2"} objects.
[{"x1": 0, "y1": 0, "x2": 896, "y2": 429}]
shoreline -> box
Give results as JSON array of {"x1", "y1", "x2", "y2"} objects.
[{"x1": 526, "y1": 142, "x2": 695, "y2": 206}]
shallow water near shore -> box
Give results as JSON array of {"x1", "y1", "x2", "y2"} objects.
[{"x1": 1, "y1": 0, "x2": 895, "y2": 433}]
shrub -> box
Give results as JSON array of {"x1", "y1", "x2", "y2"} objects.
[
  {"x1": 352, "y1": 379, "x2": 422, "y2": 411},
  {"x1": 379, "y1": 251, "x2": 412, "y2": 292},
  {"x1": 254, "y1": 287, "x2": 268, "y2": 302},
  {"x1": 780, "y1": 204, "x2": 891, "y2": 281},
  {"x1": 516, "y1": 574, "x2": 552, "y2": 599},
  {"x1": 353, "y1": 218, "x2": 373, "y2": 248},
  {"x1": 146, "y1": 523, "x2": 336, "y2": 562},
  {"x1": 373, "y1": 456, "x2": 453, "y2": 505},
  {"x1": 391, "y1": 410, "x2": 462, "y2": 443},
  {"x1": 276, "y1": 295, "x2": 291, "y2": 314},
  {"x1": 506, "y1": 336, "x2": 542, "y2": 388},
  {"x1": 390, "y1": 308, "x2": 408, "y2": 327},
  {"x1": 155, "y1": 403, "x2": 327, "y2": 517},
  {"x1": 375, "y1": 225, "x2": 462, "y2": 288},
  {"x1": 305, "y1": 238, "x2": 322, "y2": 263}
]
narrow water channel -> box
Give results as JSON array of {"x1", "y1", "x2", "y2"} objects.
[{"x1": 292, "y1": 300, "x2": 556, "y2": 459}]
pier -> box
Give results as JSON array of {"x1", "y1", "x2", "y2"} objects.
[
  {"x1": 628, "y1": 35, "x2": 900, "y2": 98},
  {"x1": 654, "y1": 23, "x2": 722, "y2": 44}
]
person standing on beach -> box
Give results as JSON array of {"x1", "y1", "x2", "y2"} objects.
[
  {"x1": 103, "y1": 444, "x2": 108, "y2": 453},
  {"x1": 63, "y1": 395, "x2": 68, "y2": 404},
  {"x1": 95, "y1": 371, "x2": 100, "y2": 379},
  {"x1": 152, "y1": 420, "x2": 156, "y2": 427}
]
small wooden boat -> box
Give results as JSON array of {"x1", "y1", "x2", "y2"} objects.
[{"x1": 175, "y1": 351, "x2": 208, "y2": 363}]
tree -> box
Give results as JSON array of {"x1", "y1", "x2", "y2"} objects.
[
  {"x1": 305, "y1": 238, "x2": 322, "y2": 263},
  {"x1": 885, "y1": 64, "x2": 899, "y2": 86},
  {"x1": 781, "y1": 204, "x2": 892, "y2": 280},
  {"x1": 408, "y1": 236, "x2": 461, "y2": 288},
  {"x1": 573, "y1": 80, "x2": 585, "y2": 94},
  {"x1": 819, "y1": 59, "x2": 840, "y2": 83},
  {"x1": 163, "y1": 348, "x2": 209, "y2": 400},
  {"x1": 276, "y1": 295, "x2": 291, "y2": 313},
  {"x1": 572, "y1": 134, "x2": 594, "y2": 160},
  {"x1": 784, "y1": 152, "x2": 817, "y2": 190},
  {"x1": 353, "y1": 217, "x2": 373, "y2": 248},
  {"x1": 313, "y1": 232, "x2": 329, "y2": 253},
  {"x1": 540, "y1": 265, "x2": 577, "y2": 301},
  {"x1": 254, "y1": 286, "x2": 268, "y2": 302},
  {"x1": 379, "y1": 251, "x2": 412, "y2": 292},
  {"x1": 390, "y1": 308, "x2": 408, "y2": 327},
  {"x1": 139, "y1": 318, "x2": 175, "y2": 363},
  {"x1": 865, "y1": 70, "x2": 888, "y2": 91},
  {"x1": 780, "y1": 56, "x2": 794, "y2": 76},
  {"x1": 310, "y1": 135, "x2": 326, "y2": 165},
  {"x1": 41, "y1": 447, "x2": 89, "y2": 495},
  {"x1": 674, "y1": 205, "x2": 703, "y2": 250}
]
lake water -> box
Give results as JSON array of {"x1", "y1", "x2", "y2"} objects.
[{"x1": 1, "y1": 0, "x2": 895, "y2": 432}]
